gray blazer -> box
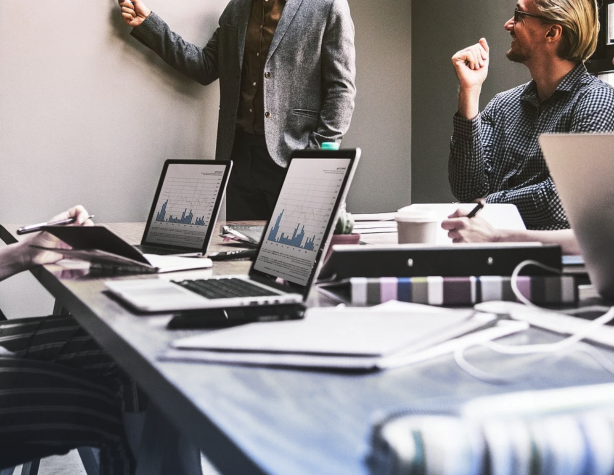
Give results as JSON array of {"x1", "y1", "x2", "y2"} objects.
[{"x1": 132, "y1": 0, "x2": 356, "y2": 167}]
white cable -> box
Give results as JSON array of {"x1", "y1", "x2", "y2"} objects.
[{"x1": 455, "y1": 260, "x2": 614, "y2": 383}]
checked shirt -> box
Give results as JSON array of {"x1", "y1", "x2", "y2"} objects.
[{"x1": 449, "y1": 63, "x2": 614, "y2": 230}]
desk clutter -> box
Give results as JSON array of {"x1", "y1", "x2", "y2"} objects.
[
  {"x1": 319, "y1": 275, "x2": 578, "y2": 306},
  {"x1": 161, "y1": 302, "x2": 528, "y2": 370},
  {"x1": 367, "y1": 383, "x2": 614, "y2": 475}
]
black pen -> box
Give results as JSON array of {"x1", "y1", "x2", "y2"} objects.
[
  {"x1": 17, "y1": 215, "x2": 95, "y2": 235},
  {"x1": 466, "y1": 200, "x2": 485, "y2": 218}
]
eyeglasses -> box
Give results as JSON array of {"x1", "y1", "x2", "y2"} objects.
[{"x1": 513, "y1": 7, "x2": 548, "y2": 23}]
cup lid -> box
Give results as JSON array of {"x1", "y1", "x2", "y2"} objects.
[{"x1": 395, "y1": 208, "x2": 437, "y2": 222}]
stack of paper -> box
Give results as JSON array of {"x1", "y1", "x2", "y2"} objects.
[{"x1": 160, "y1": 302, "x2": 527, "y2": 370}]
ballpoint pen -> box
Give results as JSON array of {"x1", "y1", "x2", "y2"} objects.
[
  {"x1": 17, "y1": 215, "x2": 95, "y2": 235},
  {"x1": 466, "y1": 200, "x2": 485, "y2": 219}
]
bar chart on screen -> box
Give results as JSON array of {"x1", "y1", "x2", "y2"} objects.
[
  {"x1": 254, "y1": 158, "x2": 350, "y2": 285},
  {"x1": 144, "y1": 163, "x2": 227, "y2": 247}
]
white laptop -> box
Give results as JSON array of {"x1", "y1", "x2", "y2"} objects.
[
  {"x1": 134, "y1": 159, "x2": 232, "y2": 256},
  {"x1": 539, "y1": 133, "x2": 614, "y2": 300},
  {"x1": 105, "y1": 149, "x2": 361, "y2": 312}
]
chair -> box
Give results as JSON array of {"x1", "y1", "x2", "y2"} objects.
[{"x1": 0, "y1": 448, "x2": 99, "y2": 475}]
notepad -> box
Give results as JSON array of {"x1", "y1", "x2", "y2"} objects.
[{"x1": 160, "y1": 304, "x2": 526, "y2": 370}]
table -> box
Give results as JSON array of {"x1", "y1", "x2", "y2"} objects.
[{"x1": 2, "y1": 222, "x2": 614, "y2": 475}]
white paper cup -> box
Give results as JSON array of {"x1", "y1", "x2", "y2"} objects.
[{"x1": 395, "y1": 210, "x2": 438, "y2": 244}]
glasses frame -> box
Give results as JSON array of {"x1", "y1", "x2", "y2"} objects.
[{"x1": 513, "y1": 7, "x2": 549, "y2": 23}]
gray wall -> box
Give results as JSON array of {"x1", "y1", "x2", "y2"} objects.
[
  {"x1": 0, "y1": 0, "x2": 412, "y2": 316},
  {"x1": 411, "y1": 0, "x2": 531, "y2": 203}
]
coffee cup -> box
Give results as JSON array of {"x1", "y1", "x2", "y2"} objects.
[{"x1": 395, "y1": 209, "x2": 438, "y2": 244}]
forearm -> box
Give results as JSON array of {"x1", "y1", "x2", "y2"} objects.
[
  {"x1": 486, "y1": 180, "x2": 568, "y2": 230},
  {"x1": 0, "y1": 242, "x2": 32, "y2": 282},
  {"x1": 449, "y1": 114, "x2": 490, "y2": 201},
  {"x1": 496, "y1": 229, "x2": 579, "y2": 255},
  {"x1": 457, "y1": 86, "x2": 481, "y2": 120}
]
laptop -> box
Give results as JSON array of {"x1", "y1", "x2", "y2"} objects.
[
  {"x1": 105, "y1": 148, "x2": 361, "y2": 312},
  {"x1": 134, "y1": 159, "x2": 232, "y2": 256},
  {"x1": 539, "y1": 133, "x2": 614, "y2": 299}
]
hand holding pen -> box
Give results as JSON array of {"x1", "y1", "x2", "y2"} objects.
[
  {"x1": 441, "y1": 199, "x2": 497, "y2": 244},
  {"x1": 18, "y1": 206, "x2": 95, "y2": 267}
]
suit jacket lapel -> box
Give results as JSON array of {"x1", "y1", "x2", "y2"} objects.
[
  {"x1": 236, "y1": 0, "x2": 252, "y2": 69},
  {"x1": 267, "y1": 0, "x2": 304, "y2": 62}
]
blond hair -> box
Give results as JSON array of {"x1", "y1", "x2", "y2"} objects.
[{"x1": 533, "y1": 0, "x2": 599, "y2": 62}]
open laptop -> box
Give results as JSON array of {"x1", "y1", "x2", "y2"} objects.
[
  {"x1": 105, "y1": 149, "x2": 361, "y2": 312},
  {"x1": 134, "y1": 159, "x2": 232, "y2": 256},
  {"x1": 539, "y1": 133, "x2": 614, "y2": 300}
]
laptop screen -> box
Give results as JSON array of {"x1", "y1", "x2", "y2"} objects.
[
  {"x1": 141, "y1": 160, "x2": 232, "y2": 252},
  {"x1": 251, "y1": 152, "x2": 358, "y2": 290}
]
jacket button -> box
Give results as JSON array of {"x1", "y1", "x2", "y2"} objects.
[
  {"x1": 264, "y1": 72, "x2": 271, "y2": 79},
  {"x1": 265, "y1": 111, "x2": 271, "y2": 118}
]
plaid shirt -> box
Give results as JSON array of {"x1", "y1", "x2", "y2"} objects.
[{"x1": 449, "y1": 63, "x2": 614, "y2": 230}]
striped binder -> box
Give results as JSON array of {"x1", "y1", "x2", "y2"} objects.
[{"x1": 347, "y1": 276, "x2": 577, "y2": 306}]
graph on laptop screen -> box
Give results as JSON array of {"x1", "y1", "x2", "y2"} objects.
[
  {"x1": 144, "y1": 163, "x2": 227, "y2": 248},
  {"x1": 253, "y1": 158, "x2": 351, "y2": 286}
]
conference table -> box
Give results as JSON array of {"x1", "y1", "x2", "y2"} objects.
[{"x1": 2, "y1": 222, "x2": 614, "y2": 475}]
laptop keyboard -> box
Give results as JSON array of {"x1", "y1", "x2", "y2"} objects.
[{"x1": 173, "y1": 278, "x2": 279, "y2": 299}]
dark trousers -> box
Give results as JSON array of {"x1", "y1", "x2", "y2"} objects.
[
  {"x1": 0, "y1": 315, "x2": 139, "y2": 474},
  {"x1": 226, "y1": 130, "x2": 287, "y2": 221}
]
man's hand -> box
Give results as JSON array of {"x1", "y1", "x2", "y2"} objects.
[
  {"x1": 441, "y1": 207, "x2": 500, "y2": 244},
  {"x1": 24, "y1": 205, "x2": 94, "y2": 267},
  {"x1": 451, "y1": 38, "x2": 490, "y2": 90},
  {"x1": 452, "y1": 38, "x2": 489, "y2": 120},
  {"x1": 119, "y1": 0, "x2": 151, "y2": 28}
]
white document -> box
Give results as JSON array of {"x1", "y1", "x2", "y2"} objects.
[
  {"x1": 142, "y1": 254, "x2": 212, "y2": 273},
  {"x1": 162, "y1": 310, "x2": 526, "y2": 370},
  {"x1": 161, "y1": 303, "x2": 526, "y2": 370},
  {"x1": 399, "y1": 203, "x2": 526, "y2": 245}
]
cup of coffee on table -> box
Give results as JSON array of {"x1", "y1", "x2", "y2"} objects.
[{"x1": 395, "y1": 209, "x2": 438, "y2": 244}]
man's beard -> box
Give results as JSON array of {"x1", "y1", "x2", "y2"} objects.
[{"x1": 506, "y1": 43, "x2": 529, "y2": 63}]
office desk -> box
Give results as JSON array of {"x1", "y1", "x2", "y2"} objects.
[{"x1": 2, "y1": 223, "x2": 614, "y2": 475}]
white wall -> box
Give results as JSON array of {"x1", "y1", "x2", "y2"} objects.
[{"x1": 0, "y1": 0, "x2": 412, "y2": 316}]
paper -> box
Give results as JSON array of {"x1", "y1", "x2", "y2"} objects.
[
  {"x1": 161, "y1": 315, "x2": 526, "y2": 370},
  {"x1": 353, "y1": 212, "x2": 396, "y2": 221},
  {"x1": 172, "y1": 307, "x2": 476, "y2": 356}
]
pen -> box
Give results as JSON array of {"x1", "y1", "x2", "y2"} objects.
[
  {"x1": 17, "y1": 215, "x2": 95, "y2": 235},
  {"x1": 466, "y1": 200, "x2": 485, "y2": 219}
]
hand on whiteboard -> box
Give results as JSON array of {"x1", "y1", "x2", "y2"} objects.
[
  {"x1": 119, "y1": 0, "x2": 151, "y2": 28},
  {"x1": 451, "y1": 38, "x2": 489, "y2": 90},
  {"x1": 441, "y1": 209, "x2": 499, "y2": 244}
]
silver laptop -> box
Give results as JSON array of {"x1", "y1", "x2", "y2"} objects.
[
  {"x1": 539, "y1": 133, "x2": 614, "y2": 299},
  {"x1": 105, "y1": 149, "x2": 361, "y2": 312},
  {"x1": 134, "y1": 159, "x2": 232, "y2": 256}
]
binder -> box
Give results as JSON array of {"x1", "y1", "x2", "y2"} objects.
[
  {"x1": 318, "y1": 275, "x2": 578, "y2": 306},
  {"x1": 318, "y1": 243, "x2": 562, "y2": 280}
]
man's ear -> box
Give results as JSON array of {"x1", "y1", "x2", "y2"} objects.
[{"x1": 545, "y1": 24, "x2": 563, "y2": 41}]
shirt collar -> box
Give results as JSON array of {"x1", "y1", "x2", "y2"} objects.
[{"x1": 520, "y1": 62, "x2": 587, "y2": 103}]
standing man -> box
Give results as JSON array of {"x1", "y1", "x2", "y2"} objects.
[
  {"x1": 448, "y1": 0, "x2": 614, "y2": 231},
  {"x1": 119, "y1": 0, "x2": 356, "y2": 220}
]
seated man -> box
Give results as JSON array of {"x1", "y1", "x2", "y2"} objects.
[
  {"x1": 0, "y1": 206, "x2": 136, "y2": 474},
  {"x1": 449, "y1": 0, "x2": 614, "y2": 231}
]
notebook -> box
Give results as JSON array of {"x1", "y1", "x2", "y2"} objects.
[
  {"x1": 134, "y1": 159, "x2": 232, "y2": 256},
  {"x1": 539, "y1": 133, "x2": 614, "y2": 300},
  {"x1": 104, "y1": 149, "x2": 361, "y2": 312}
]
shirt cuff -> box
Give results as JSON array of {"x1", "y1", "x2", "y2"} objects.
[{"x1": 452, "y1": 112, "x2": 481, "y2": 138}]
